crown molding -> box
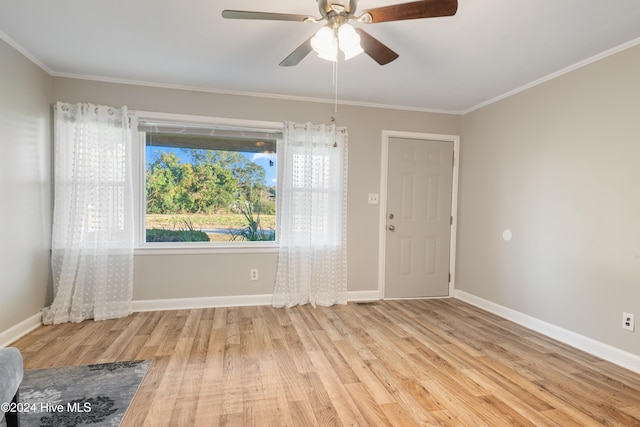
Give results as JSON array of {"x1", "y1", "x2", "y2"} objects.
[
  {"x1": 462, "y1": 36, "x2": 640, "y2": 114},
  {"x1": 3, "y1": 27, "x2": 639, "y2": 116},
  {"x1": 0, "y1": 29, "x2": 54, "y2": 74}
]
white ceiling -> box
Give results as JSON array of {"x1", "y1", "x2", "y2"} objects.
[{"x1": 1, "y1": 0, "x2": 639, "y2": 113}]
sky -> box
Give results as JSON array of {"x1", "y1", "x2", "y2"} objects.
[{"x1": 249, "y1": 152, "x2": 277, "y2": 186}]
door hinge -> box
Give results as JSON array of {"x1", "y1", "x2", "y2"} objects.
[
  {"x1": 448, "y1": 272, "x2": 451, "y2": 283},
  {"x1": 450, "y1": 215, "x2": 453, "y2": 225}
]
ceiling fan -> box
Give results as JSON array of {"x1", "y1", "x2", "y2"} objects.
[{"x1": 222, "y1": 0, "x2": 458, "y2": 66}]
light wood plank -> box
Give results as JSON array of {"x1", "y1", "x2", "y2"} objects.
[{"x1": 9, "y1": 299, "x2": 640, "y2": 426}]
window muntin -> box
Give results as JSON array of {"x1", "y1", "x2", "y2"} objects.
[
  {"x1": 137, "y1": 117, "x2": 281, "y2": 247},
  {"x1": 290, "y1": 153, "x2": 337, "y2": 243}
]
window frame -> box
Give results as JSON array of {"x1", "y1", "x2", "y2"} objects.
[
  {"x1": 131, "y1": 111, "x2": 283, "y2": 255},
  {"x1": 283, "y1": 138, "x2": 347, "y2": 249}
]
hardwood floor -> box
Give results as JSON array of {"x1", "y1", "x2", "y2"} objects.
[{"x1": 11, "y1": 299, "x2": 640, "y2": 426}]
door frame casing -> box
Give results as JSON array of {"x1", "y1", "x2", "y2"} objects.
[{"x1": 378, "y1": 130, "x2": 460, "y2": 299}]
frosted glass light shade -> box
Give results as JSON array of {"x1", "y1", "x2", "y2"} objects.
[
  {"x1": 311, "y1": 23, "x2": 363, "y2": 62},
  {"x1": 311, "y1": 26, "x2": 338, "y2": 61},
  {"x1": 337, "y1": 24, "x2": 363, "y2": 60}
]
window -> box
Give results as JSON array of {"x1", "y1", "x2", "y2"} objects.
[
  {"x1": 134, "y1": 113, "x2": 282, "y2": 249},
  {"x1": 291, "y1": 153, "x2": 334, "y2": 242}
]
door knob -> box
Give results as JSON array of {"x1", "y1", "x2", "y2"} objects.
[{"x1": 388, "y1": 225, "x2": 395, "y2": 231}]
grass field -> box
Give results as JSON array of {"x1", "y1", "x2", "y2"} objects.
[
  {"x1": 147, "y1": 213, "x2": 275, "y2": 229},
  {"x1": 146, "y1": 213, "x2": 276, "y2": 242}
]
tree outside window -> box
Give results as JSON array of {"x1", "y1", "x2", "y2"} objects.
[{"x1": 140, "y1": 121, "x2": 280, "y2": 244}]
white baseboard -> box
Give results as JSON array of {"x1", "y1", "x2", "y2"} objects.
[
  {"x1": 132, "y1": 290, "x2": 382, "y2": 312},
  {"x1": 347, "y1": 290, "x2": 380, "y2": 302},
  {"x1": 454, "y1": 289, "x2": 640, "y2": 375},
  {"x1": 0, "y1": 312, "x2": 42, "y2": 348},
  {"x1": 132, "y1": 294, "x2": 273, "y2": 312}
]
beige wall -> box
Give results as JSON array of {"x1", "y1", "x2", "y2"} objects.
[
  {"x1": 52, "y1": 78, "x2": 462, "y2": 300},
  {"x1": 0, "y1": 39, "x2": 52, "y2": 335},
  {"x1": 458, "y1": 44, "x2": 640, "y2": 355}
]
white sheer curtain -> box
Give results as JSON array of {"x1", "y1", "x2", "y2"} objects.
[
  {"x1": 43, "y1": 102, "x2": 134, "y2": 325},
  {"x1": 273, "y1": 122, "x2": 348, "y2": 308}
]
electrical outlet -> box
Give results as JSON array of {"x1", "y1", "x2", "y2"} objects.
[
  {"x1": 622, "y1": 312, "x2": 635, "y2": 332},
  {"x1": 250, "y1": 269, "x2": 258, "y2": 281},
  {"x1": 368, "y1": 193, "x2": 379, "y2": 204}
]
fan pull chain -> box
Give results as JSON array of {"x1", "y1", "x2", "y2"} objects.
[
  {"x1": 331, "y1": 59, "x2": 339, "y2": 147},
  {"x1": 331, "y1": 59, "x2": 339, "y2": 123}
]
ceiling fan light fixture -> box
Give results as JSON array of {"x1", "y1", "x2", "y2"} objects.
[
  {"x1": 311, "y1": 26, "x2": 338, "y2": 61},
  {"x1": 337, "y1": 23, "x2": 357, "y2": 47},
  {"x1": 318, "y1": 42, "x2": 338, "y2": 61},
  {"x1": 337, "y1": 23, "x2": 363, "y2": 60},
  {"x1": 341, "y1": 43, "x2": 364, "y2": 60},
  {"x1": 311, "y1": 23, "x2": 363, "y2": 62}
]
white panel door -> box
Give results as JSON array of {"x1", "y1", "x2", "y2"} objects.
[{"x1": 384, "y1": 137, "x2": 454, "y2": 298}]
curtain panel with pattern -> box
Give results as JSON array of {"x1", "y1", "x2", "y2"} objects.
[
  {"x1": 273, "y1": 122, "x2": 348, "y2": 308},
  {"x1": 43, "y1": 102, "x2": 134, "y2": 324}
]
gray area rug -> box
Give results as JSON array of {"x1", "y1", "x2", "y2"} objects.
[{"x1": 18, "y1": 360, "x2": 150, "y2": 427}]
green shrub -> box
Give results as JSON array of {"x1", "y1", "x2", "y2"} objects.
[
  {"x1": 227, "y1": 202, "x2": 275, "y2": 242},
  {"x1": 146, "y1": 219, "x2": 210, "y2": 242},
  {"x1": 146, "y1": 228, "x2": 210, "y2": 242}
]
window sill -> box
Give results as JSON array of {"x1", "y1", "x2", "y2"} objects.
[{"x1": 135, "y1": 243, "x2": 278, "y2": 256}]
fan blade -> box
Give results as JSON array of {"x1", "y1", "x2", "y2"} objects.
[
  {"x1": 279, "y1": 37, "x2": 314, "y2": 67},
  {"x1": 360, "y1": 0, "x2": 458, "y2": 23},
  {"x1": 222, "y1": 10, "x2": 312, "y2": 22},
  {"x1": 356, "y1": 28, "x2": 399, "y2": 65}
]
